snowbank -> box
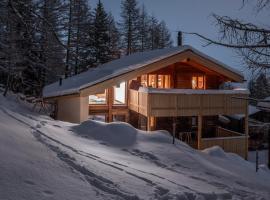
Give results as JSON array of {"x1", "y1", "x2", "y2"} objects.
[{"x1": 72, "y1": 120, "x2": 138, "y2": 147}]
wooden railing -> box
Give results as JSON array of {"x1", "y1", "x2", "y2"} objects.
[
  {"x1": 129, "y1": 88, "x2": 248, "y2": 117},
  {"x1": 201, "y1": 127, "x2": 247, "y2": 158},
  {"x1": 129, "y1": 89, "x2": 148, "y2": 116},
  {"x1": 216, "y1": 126, "x2": 244, "y2": 137},
  {"x1": 201, "y1": 136, "x2": 247, "y2": 158}
]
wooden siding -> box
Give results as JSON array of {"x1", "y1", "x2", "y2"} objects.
[{"x1": 129, "y1": 89, "x2": 248, "y2": 117}]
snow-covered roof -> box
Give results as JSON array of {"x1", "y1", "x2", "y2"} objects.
[
  {"x1": 43, "y1": 45, "x2": 244, "y2": 98},
  {"x1": 229, "y1": 105, "x2": 260, "y2": 120},
  {"x1": 257, "y1": 96, "x2": 270, "y2": 111}
]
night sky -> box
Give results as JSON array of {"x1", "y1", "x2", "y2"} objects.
[{"x1": 89, "y1": 0, "x2": 268, "y2": 79}]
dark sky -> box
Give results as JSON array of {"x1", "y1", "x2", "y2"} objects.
[{"x1": 89, "y1": 0, "x2": 268, "y2": 78}]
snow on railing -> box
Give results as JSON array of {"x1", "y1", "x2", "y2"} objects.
[{"x1": 138, "y1": 87, "x2": 249, "y2": 95}]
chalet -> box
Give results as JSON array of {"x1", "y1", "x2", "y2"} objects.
[{"x1": 43, "y1": 45, "x2": 249, "y2": 159}]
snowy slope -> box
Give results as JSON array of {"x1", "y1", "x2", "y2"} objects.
[{"x1": 0, "y1": 94, "x2": 270, "y2": 200}]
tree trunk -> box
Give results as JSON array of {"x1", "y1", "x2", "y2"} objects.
[{"x1": 65, "y1": 0, "x2": 72, "y2": 78}]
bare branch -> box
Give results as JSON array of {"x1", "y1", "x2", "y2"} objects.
[{"x1": 184, "y1": 32, "x2": 270, "y2": 49}]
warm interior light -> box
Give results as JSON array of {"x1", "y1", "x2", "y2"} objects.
[
  {"x1": 89, "y1": 90, "x2": 107, "y2": 104},
  {"x1": 192, "y1": 76, "x2": 205, "y2": 89},
  {"x1": 114, "y1": 82, "x2": 126, "y2": 104}
]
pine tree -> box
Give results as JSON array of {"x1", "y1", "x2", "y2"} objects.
[
  {"x1": 39, "y1": 0, "x2": 66, "y2": 86},
  {"x1": 107, "y1": 13, "x2": 120, "y2": 60},
  {"x1": 92, "y1": 0, "x2": 110, "y2": 66},
  {"x1": 249, "y1": 73, "x2": 270, "y2": 100},
  {"x1": 3, "y1": 0, "x2": 40, "y2": 95},
  {"x1": 148, "y1": 15, "x2": 159, "y2": 50},
  {"x1": 157, "y1": 20, "x2": 173, "y2": 49},
  {"x1": 138, "y1": 4, "x2": 149, "y2": 52},
  {"x1": 71, "y1": 0, "x2": 92, "y2": 74},
  {"x1": 119, "y1": 0, "x2": 140, "y2": 55}
]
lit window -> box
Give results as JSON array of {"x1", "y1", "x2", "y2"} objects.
[
  {"x1": 158, "y1": 75, "x2": 164, "y2": 88},
  {"x1": 113, "y1": 82, "x2": 126, "y2": 105},
  {"x1": 141, "y1": 75, "x2": 148, "y2": 87},
  {"x1": 148, "y1": 75, "x2": 157, "y2": 88},
  {"x1": 192, "y1": 76, "x2": 205, "y2": 89},
  {"x1": 89, "y1": 90, "x2": 107, "y2": 104}
]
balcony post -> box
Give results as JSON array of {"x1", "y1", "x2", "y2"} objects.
[
  {"x1": 244, "y1": 102, "x2": 249, "y2": 160},
  {"x1": 198, "y1": 115, "x2": 202, "y2": 149},
  {"x1": 147, "y1": 116, "x2": 152, "y2": 131},
  {"x1": 147, "y1": 116, "x2": 156, "y2": 131}
]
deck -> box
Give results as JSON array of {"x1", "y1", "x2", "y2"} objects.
[{"x1": 129, "y1": 88, "x2": 249, "y2": 117}]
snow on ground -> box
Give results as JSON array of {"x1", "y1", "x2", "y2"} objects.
[
  {"x1": 0, "y1": 93, "x2": 270, "y2": 200},
  {"x1": 249, "y1": 150, "x2": 269, "y2": 166}
]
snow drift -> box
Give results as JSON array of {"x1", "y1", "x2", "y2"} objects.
[{"x1": 0, "y1": 93, "x2": 270, "y2": 200}]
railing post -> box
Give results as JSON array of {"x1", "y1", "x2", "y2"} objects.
[
  {"x1": 172, "y1": 117, "x2": 177, "y2": 144},
  {"x1": 244, "y1": 100, "x2": 249, "y2": 160},
  {"x1": 198, "y1": 115, "x2": 202, "y2": 149}
]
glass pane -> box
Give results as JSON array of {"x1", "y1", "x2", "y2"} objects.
[
  {"x1": 158, "y1": 75, "x2": 163, "y2": 88},
  {"x1": 164, "y1": 75, "x2": 170, "y2": 88},
  {"x1": 114, "y1": 82, "x2": 126, "y2": 104},
  {"x1": 198, "y1": 76, "x2": 204, "y2": 89},
  {"x1": 89, "y1": 91, "x2": 107, "y2": 104},
  {"x1": 141, "y1": 75, "x2": 148, "y2": 87},
  {"x1": 148, "y1": 75, "x2": 157, "y2": 88},
  {"x1": 192, "y1": 77, "x2": 197, "y2": 89}
]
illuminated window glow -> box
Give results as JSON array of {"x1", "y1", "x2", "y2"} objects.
[
  {"x1": 113, "y1": 82, "x2": 126, "y2": 105},
  {"x1": 192, "y1": 76, "x2": 205, "y2": 89},
  {"x1": 89, "y1": 90, "x2": 107, "y2": 104}
]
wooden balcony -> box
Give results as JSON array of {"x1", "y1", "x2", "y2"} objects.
[{"x1": 129, "y1": 88, "x2": 249, "y2": 117}]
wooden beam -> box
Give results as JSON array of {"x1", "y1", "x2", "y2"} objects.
[
  {"x1": 147, "y1": 116, "x2": 151, "y2": 131},
  {"x1": 108, "y1": 88, "x2": 113, "y2": 122},
  {"x1": 198, "y1": 115, "x2": 202, "y2": 149},
  {"x1": 172, "y1": 117, "x2": 177, "y2": 144}
]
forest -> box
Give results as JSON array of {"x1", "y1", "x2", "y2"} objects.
[{"x1": 0, "y1": 0, "x2": 172, "y2": 96}]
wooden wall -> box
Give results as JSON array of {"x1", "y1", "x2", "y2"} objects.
[{"x1": 139, "y1": 62, "x2": 229, "y2": 89}]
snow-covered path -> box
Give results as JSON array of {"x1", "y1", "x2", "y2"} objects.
[
  {"x1": 0, "y1": 108, "x2": 101, "y2": 200},
  {"x1": 1, "y1": 95, "x2": 270, "y2": 200}
]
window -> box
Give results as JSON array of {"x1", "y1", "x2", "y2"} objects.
[
  {"x1": 141, "y1": 75, "x2": 148, "y2": 87},
  {"x1": 113, "y1": 82, "x2": 126, "y2": 105},
  {"x1": 148, "y1": 75, "x2": 157, "y2": 88},
  {"x1": 89, "y1": 90, "x2": 107, "y2": 104},
  {"x1": 158, "y1": 75, "x2": 170, "y2": 88},
  {"x1": 192, "y1": 76, "x2": 205, "y2": 89}
]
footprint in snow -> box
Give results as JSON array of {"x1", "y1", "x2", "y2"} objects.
[
  {"x1": 42, "y1": 190, "x2": 54, "y2": 196},
  {"x1": 99, "y1": 142, "x2": 108, "y2": 146},
  {"x1": 24, "y1": 180, "x2": 35, "y2": 186},
  {"x1": 36, "y1": 124, "x2": 42, "y2": 129},
  {"x1": 53, "y1": 124, "x2": 61, "y2": 128}
]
